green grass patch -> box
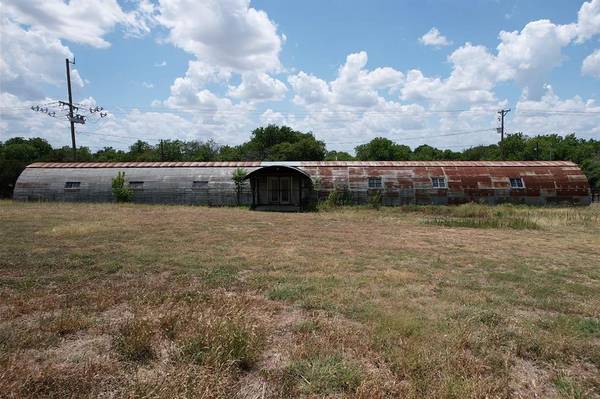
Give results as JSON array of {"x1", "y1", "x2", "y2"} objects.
[
  {"x1": 288, "y1": 354, "x2": 362, "y2": 394},
  {"x1": 423, "y1": 216, "x2": 539, "y2": 230}
]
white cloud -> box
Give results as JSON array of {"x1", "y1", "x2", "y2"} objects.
[
  {"x1": 576, "y1": 0, "x2": 600, "y2": 42},
  {"x1": 154, "y1": 60, "x2": 167, "y2": 67},
  {"x1": 0, "y1": 18, "x2": 74, "y2": 99},
  {"x1": 289, "y1": 52, "x2": 404, "y2": 109},
  {"x1": 156, "y1": 1, "x2": 285, "y2": 114},
  {"x1": 227, "y1": 72, "x2": 287, "y2": 101},
  {"x1": 2, "y1": 0, "x2": 153, "y2": 48},
  {"x1": 513, "y1": 86, "x2": 600, "y2": 138},
  {"x1": 288, "y1": 72, "x2": 330, "y2": 106},
  {"x1": 401, "y1": 44, "x2": 501, "y2": 109},
  {"x1": 496, "y1": 20, "x2": 577, "y2": 99},
  {"x1": 419, "y1": 27, "x2": 452, "y2": 47},
  {"x1": 157, "y1": 0, "x2": 283, "y2": 72},
  {"x1": 0, "y1": 0, "x2": 154, "y2": 100},
  {"x1": 142, "y1": 82, "x2": 155, "y2": 89},
  {"x1": 582, "y1": 49, "x2": 600, "y2": 78}
]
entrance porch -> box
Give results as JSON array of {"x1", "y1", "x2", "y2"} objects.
[{"x1": 245, "y1": 165, "x2": 314, "y2": 211}]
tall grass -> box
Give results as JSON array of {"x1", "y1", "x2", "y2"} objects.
[
  {"x1": 402, "y1": 203, "x2": 600, "y2": 230},
  {"x1": 425, "y1": 216, "x2": 540, "y2": 230}
]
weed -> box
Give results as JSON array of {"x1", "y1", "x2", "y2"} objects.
[
  {"x1": 114, "y1": 318, "x2": 155, "y2": 362},
  {"x1": 181, "y1": 318, "x2": 262, "y2": 371}
]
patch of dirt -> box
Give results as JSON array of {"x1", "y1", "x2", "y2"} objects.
[
  {"x1": 510, "y1": 358, "x2": 558, "y2": 399},
  {"x1": 236, "y1": 304, "x2": 305, "y2": 399}
]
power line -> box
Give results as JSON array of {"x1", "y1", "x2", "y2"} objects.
[{"x1": 27, "y1": 57, "x2": 109, "y2": 161}]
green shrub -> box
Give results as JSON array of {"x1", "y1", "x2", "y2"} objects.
[
  {"x1": 368, "y1": 191, "x2": 382, "y2": 209},
  {"x1": 231, "y1": 167, "x2": 247, "y2": 206},
  {"x1": 112, "y1": 171, "x2": 133, "y2": 202},
  {"x1": 320, "y1": 187, "x2": 353, "y2": 209}
]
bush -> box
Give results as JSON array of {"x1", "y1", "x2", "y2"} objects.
[
  {"x1": 321, "y1": 187, "x2": 353, "y2": 209},
  {"x1": 112, "y1": 171, "x2": 133, "y2": 202},
  {"x1": 368, "y1": 191, "x2": 382, "y2": 209}
]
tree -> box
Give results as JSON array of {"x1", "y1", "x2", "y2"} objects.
[
  {"x1": 238, "y1": 125, "x2": 326, "y2": 161},
  {"x1": 325, "y1": 150, "x2": 354, "y2": 161},
  {"x1": 231, "y1": 167, "x2": 247, "y2": 205},
  {"x1": 582, "y1": 155, "x2": 600, "y2": 191},
  {"x1": 355, "y1": 137, "x2": 411, "y2": 160}
]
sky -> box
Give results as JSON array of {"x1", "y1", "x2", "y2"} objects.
[{"x1": 1, "y1": 0, "x2": 599, "y2": 153}]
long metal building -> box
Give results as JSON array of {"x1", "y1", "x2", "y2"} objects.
[{"x1": 14, "y1": 161, "x2": 592, "y2": 210}]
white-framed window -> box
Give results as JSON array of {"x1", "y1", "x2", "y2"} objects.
[
  {"x1": 431, "y1": 176, "x2": 447, "y2": 188},
  {"x1": 509, "y1": 177, "x2": 524, "y2": 188},
  {"x1": 129, "y1": 181, "x2": 144, "y2": 191},
  {"x1": 64, "y1": 181, "x2": 80, "y2": 191},
  {"x1": 192, "y1": 180, "x2": 208, "y2": 190},
  {"x1": 368, "y1": 177, "x2": 382, "y2": 189}
]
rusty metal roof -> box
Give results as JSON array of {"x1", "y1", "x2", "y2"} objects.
[
  {"x1": 27, "y1": 160, "x2": 577, "y2": 168},
  {"x1": 27, "y1": 161, "x2": 262, "y2": 168}
]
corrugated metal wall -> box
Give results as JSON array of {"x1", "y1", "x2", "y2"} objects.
[
  {"x1": 14, "y1": 167, "x2": 256, "y2": 206},
  {"x1": 14, "y1": 161, "x2": 592, "y2": 206}
]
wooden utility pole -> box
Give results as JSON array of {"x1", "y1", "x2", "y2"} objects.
[
  {"x1": 497, "y1": 109, "x2": 511, "y2": 143},
  {"x1": 65, "y1": 58, "x2": 77, "y2": 161},
  {"x1": 497, "y1": 108, "x2": 511, "y2": 160}
]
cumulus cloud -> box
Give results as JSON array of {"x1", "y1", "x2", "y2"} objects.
[
  {"x1": 288, "y1": 72, "x2": 330, "y2": 106},
  {"x1": 157, "y1": 0, "x2": 286, "y2": 110},
  {"x1": 227, "y1": 72, "x2": 287, "y2": 101},
  {"x1": 582, "y1": 49, "x2": 600, "y2": 78},
  {"x1": 496, "y1": 20, "x2": 577, "y2": 99},
  {"x1": 289, "y1": 51, "x2": 404, "y2": 109},
  {"x1": 2, "y1": 0, "x2": 154, "y2": 48},
  {"x1": 0, "y1": 18, "x2": 74, "y2": 99},
  {"x1": 514, "y1": 86, "x2": 600, "y2": 138},
  {"x1": 157, "y1": 0, "x2": 283, "y2": 73},
  {"x1": 419, "y1": 27, "x2": 452, "y2": 47},
  {"x1": 0, "y1": 0, "x2": 153, "y2": 99},
  {"x1": 576, "y1": 0, "x2": 600, "y2": 42}
]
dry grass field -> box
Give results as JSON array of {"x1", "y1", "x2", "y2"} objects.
[{"x1": 1, "y1": 201, "x2": 599, "y2": 398}]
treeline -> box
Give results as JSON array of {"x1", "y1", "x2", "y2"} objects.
[{"x1": 1, "y1": 125, "x2": 599, "y2": 197}]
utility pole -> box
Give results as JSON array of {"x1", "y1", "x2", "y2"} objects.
[
  {"x1": 66, "y1": 58, "x2": 77, "y2": 161},
  {"x1": 30, "y1": 58, "x2": 107, "y2": 153},
  {"x1": 497, "y1": 109, "x2": 511, "y2": 143},
  {"x1": 497, "y1": 108, "x2": 510, "y2": 160},
  {"x1": 160, "y1": 139, "x2": 165, "y2": 161}
]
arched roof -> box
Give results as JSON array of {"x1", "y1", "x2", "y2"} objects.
[{"x1": 243, "y1": 165, "x2": 312, "y2": 180}]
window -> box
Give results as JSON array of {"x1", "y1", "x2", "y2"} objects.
[
  {"x1": 129, "y1": 181, "x2": 144, "y2": 191},
  {"x1": 509, "y1": 177, "x2": 524, "y2": 188},
  {"x1": 431, "y1": 177, "x2": 447, "y2": 188},
  {"x1": 64, "y1": 181, "x2": 80, "y2": 191},
  {"x1": 192, "y1": 180, "x2": 208, "y2": 190},
  {"x1": 368, "y1": 177, "x2": 382, "y2": 188}
]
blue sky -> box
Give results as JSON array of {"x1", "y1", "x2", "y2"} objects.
[{"x1": 1, "y1": 0, "x2": 599, "y2": 152}]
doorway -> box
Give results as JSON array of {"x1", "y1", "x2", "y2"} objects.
[{"x1": 268, "y1": 176, "x2": 291, "y2": 204}]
